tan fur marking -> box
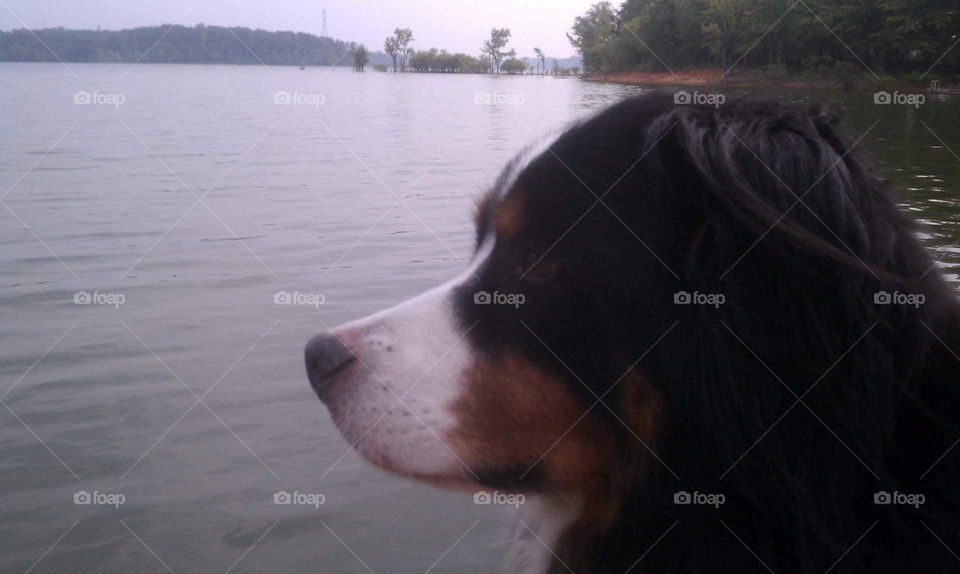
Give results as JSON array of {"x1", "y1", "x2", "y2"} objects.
[
  {"x1": 450, "y1": 356, "x2": 663, "y2": 571},
  {"x1": 493, "y1": 193, "x2": 525, "y2": 237}
]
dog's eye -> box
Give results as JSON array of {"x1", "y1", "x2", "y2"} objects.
[{"x1": 521, "y1": 254, "x2": 559, "y2": 282}]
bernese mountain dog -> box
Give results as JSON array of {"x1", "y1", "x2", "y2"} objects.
[{"x1": 305, "y1": 93, "x2": 960, "y2": 574}]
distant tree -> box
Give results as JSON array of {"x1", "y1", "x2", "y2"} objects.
[
  {"x1": 353, "y1": 43, "x2": 368, "y2": 71},
  {"x1": 501, "y1": 57, "x2": 528, "y2": 74},
  {"x1": 702, "y1": 0, "x2": 748, "y2": 70},
  {"x1": 384, "y1": 35, "x2": 400, "y2": 71},
  {"x1": 571, "y1": 66, "x2": 581, "y2": 75},
  {"x1": 533, "y1": 47, "x2": 544, "y2": 75},
  {"x1": 481, "y1": 28, "x2": 515, "y2": 74},
  {"x1": 567, "y1": 2, "x2": 618, "y2": 73},
  {"x1": 394, "y1": 28, "x2": 414, "y2": 71}
]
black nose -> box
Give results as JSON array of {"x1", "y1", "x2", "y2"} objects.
[{"x1": 305, "y1": 333, "x2": 356, "y2": 397}]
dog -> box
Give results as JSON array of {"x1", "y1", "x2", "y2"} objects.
[{"x1": 305, "y1": 93, "x2": 960, "y2": 573}]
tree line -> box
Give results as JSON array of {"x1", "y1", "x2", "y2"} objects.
[
  {"x1": 370, "y1": 27, "x2": 552, "y2": 75},
  {"x1": 1, "y1": 23, "x2": 586, "y2": 77},
  {"x1": 569, "y1": 0, "x2": 960, "y2": 78},
  {"x1": 0, "y1": 24, "x2": 361, "y2": 66}
]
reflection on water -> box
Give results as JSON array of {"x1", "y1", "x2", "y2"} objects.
[
  {"x1": 840, "y1": 91, "x2": 960, "y2": 281},
  {"x1": 0, "y1": 63, "x2": 957, "y2": 573}
]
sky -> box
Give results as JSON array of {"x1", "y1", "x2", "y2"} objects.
[{"x1": 0, "y1": 0, "x2": 589, "y2": 58}]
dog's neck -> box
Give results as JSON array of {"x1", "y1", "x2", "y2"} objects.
[{"x1": 503, "y1": 495, "x2": 579, "y2": 574}]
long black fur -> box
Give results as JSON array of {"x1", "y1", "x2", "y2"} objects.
[
  {"x1": 616, "y1": 94, "x2": 960, "y2": 574},
  {"x1": 602, "y1": 94, "x2": 960, "y2": 573}
]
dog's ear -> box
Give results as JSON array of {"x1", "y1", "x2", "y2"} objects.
[{"x1": 642, "y1": 101, "x2": 900, "y2": 284}]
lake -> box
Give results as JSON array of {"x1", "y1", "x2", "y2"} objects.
[{"x1": 2, "y1": 63, "x2": 958, "y2": 573}]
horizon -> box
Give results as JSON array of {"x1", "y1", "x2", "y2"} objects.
[{"x1": 0, "y1": 0, "x2": 586, "y2": 59}]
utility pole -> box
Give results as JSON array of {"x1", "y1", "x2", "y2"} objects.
[{"x1": 321, "y1": 9, "x2": 328, "y2": 37}]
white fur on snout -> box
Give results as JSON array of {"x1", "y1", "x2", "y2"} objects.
[{"x1": 324, "y1": 239, "x2": 493, "y2": 477}]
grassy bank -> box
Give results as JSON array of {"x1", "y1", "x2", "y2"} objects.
[{"x1": 586, "y1": 68, "x2": 946, "y2": 92}]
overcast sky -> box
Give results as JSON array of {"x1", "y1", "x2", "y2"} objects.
[{"x1": 0, "y1": 0, "x2": 588, "y2": 57}]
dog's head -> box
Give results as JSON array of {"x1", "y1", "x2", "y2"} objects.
[
  {"x1": 305, "y1": 95, "x2": 693, "y2": 495},
  {"x1": 305, "y1": 93, "x2": 957, "y2": 572}
]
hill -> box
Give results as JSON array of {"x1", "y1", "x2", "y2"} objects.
[{"x1": 0, "y1": 24, "x2": 383, "y2": 66}]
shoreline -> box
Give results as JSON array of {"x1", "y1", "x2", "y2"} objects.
[{"x1": 586, "y1": 68, "x2": 938, "y2": 92}]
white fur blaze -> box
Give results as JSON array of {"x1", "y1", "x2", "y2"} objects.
[{"x1": 323, "y1": 240, "x2": 493, "y2": 478}]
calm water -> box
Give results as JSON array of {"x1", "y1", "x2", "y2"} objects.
[{"x1": 1, "y1": 63, "x2": 958, "y2": 573}]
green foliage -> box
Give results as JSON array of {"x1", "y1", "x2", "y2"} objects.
[
  {"x1": 384, "y1": 35, "x2": 400, "y2": 71},
  {"x1": 533, "y1": 47, "x2": 545, "y2": 75},
  {"x1": 569, "y1": 0, "x2": 960, "y2": 77},
  {"x1": 481, "y1": 28, "x2": 515, "y2": 74},
  {"x1": 393, "y1": 28, "x2": 414, "y2": 71},
  {"x1": 408, "y1": 48, "x2": 488, "y2": 73},
  {"x1": 0, "y1": 24, "x2": 353, "y2": 66},
  {"x1": 500, "y1": 57, "x2": 528, "y2": 74},
  {"x1": 568, "y1": 2, "x2": 619, "y2": 73},
  {"x1": 353, "y1": 43, "x2": 369, "y2": 71}
]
